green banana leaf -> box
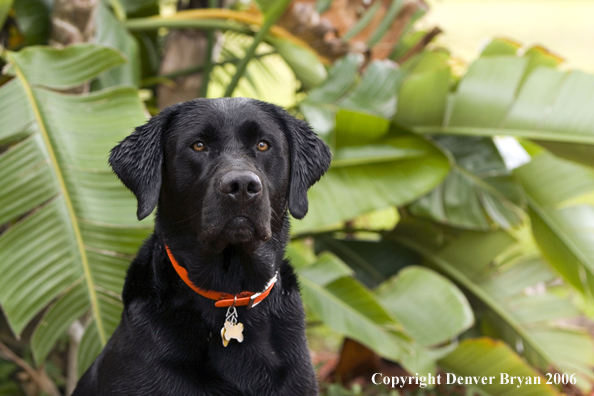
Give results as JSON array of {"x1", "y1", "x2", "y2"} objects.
[
  {"x1": 95, "y1": 2, "x2": 142, "y2": 88},
  {"x1": 314, "y1": 235, "x2": 419, "y2": 289},
  {"x1": 337, "y1": 60, "x2": 404, "y2": 120},
  {"x1": 334, "y1": 109, "x2": 390, "y2": 147},
  {"x1": 396, "y1": 50, "x2": 524, "y2": 232},
  {"x1": 409, "y1": 135, "x2": 524, "y2": 231},
  {"x1": 12, "y1": 0, "x2": 51, "y2": 46},
  {"x1": 480, "y1": 37, "x2": 521, "y2": 57},
  {"x1": 292, "y1": 54, "x2": 450, "y2": 234},
  {"x1": 289, "y1": 249, "x2": 414, "y2": 366},
  {"x1": 300, "y1": 54, "x2": 361, "y2": 137},
  {"x1": 0, "y1": 0, "x2": 13, "y2": 29},
  {"x1": 479, "y1": 256, "x2": 594, "y2": 391},
  {"x1": 480, "y1": 39, "x2": 564, "y2": 87},
  {"x1": 403, "y1": 50, "x2": 594, "y2": 167},
  {"x1": 439, "y1": 338, "x2": 560, "y2": 396},
  {"x1": 292, "y1": 131, "x2": 451, "y2": 234},
  {"x1": 301, "y1": 56, "x2": 405, "y2": 140},
  {"x1": 515, "y1": 150, "x2": 594, "y2": 299},
  {"x1": 118, "y1": 0, "x2": 159, "y2": 15},
  {"x1": 375, "y1": 266, "x2": 474, "y2": 348},
  {"x1": 291, "y1": 246, "x2": 441, "y2": 374},
  {"x1": 394, "y1": 51, "x2": 451, "y2": 128},
  {"x1": 306, "y1": 54, "x2": 361, "y2": 105},
  {"x1": 268, "y1": 37, "x2": 327, "y2": 88},
  {"x1": 0, "y1": 45, "x2": 151, "y2": 375},
  {"x1": 292, "y1": 242, "x2": 472, "y2": 374},
  {"x1": 390, "y1": 226, "x2": 594, "y2": 389},
  {"x1": 313, "y1": 237, "x2": 474, "y2": 347}
]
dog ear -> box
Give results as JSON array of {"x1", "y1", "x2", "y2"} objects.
[
  {"x1": 284, "y1": 116, "x2": 332, "y2": 219},
  {"x1": 109, "y1": 107, "x2": 178, "y2": 220}
]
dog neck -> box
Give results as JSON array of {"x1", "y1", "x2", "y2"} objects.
[
  {"x1": 165, "y1": 244, "x2": 277, "y2": 308},
  {"x1": 154, "y1": 213, "x2": 290, "y2": 296}
]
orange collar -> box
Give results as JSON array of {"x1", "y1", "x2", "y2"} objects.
[{"x1": 165, "y1": 245, "x2": 277, "y2": 309}]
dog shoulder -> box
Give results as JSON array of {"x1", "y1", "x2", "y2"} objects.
[
  {"x1": 279, "y1": 259, "x2": 300, "y2": 295},
  {"x1": 122, "y1": 234, "x2": 163, "y2": 305}
]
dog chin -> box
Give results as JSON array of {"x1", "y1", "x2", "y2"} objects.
[{"x1": 204, "y1": 216, "x2": 271, "y2": 253}]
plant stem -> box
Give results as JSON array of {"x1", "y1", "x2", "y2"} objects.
[
  {"x1": 125, "y1": 18, "x2": 248, "y2": 32},
  {"x1": 290, "y1": 228, "x2": 384, "y2": 240},
  {"x1": 66, "y1": 321, "x2": 84, "y2": 396},
  {"x1": 0, "y1": 340, "x2": 61, "y2": 396},
  {"x1": 199, "y1": 0, "x2": 219, "y2": 98},
  {"x1": 223, "y1": 0, "x2": 292, "y2": 97},
  {"x1": 142, "y1": 51, "x2": 276, "y2": 86}
]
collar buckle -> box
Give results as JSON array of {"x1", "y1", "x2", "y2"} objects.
[{"x1": 247, "y1": 271, "x2": 278, "y2": 310}]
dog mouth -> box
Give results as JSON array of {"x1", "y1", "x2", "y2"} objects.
[
  {"x1": 203, "y1": 215, "x2": 272, "y2": 252},
  {"x1": 223, "y1": 216, "x2": 258, "y2": 242}
]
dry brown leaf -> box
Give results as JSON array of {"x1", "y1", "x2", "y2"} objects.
[{"x1": 276, "y1": 0, "x2": 436, "y2": 62}]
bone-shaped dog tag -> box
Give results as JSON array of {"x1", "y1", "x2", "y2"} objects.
[
  {"x1": 220, "y1": 327, "x2": 229, "y2": 347},
  {"x1": 221, "y1": 305, "x2": 243, "y2": 347},
  {"x1": 223, "y1": 321, "x2": 244, "y2": 343}
]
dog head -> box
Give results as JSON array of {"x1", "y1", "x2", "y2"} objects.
[{"x1": 109, "y1": 98, "x2": 331, "y2": 252}]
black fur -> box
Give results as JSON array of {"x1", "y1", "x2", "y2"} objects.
[{"x1": 72, "y1": 98, "x2": 331, "y2": 396}]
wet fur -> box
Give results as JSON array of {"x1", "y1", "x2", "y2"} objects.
[{"x1": 72, "y1": 98, "x2": 331, "y2": 396}]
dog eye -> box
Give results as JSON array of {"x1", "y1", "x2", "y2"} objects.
[
  {"x1": 193, "y1": 142, "x2": 206, "y2": 152},
  {"x1": 257, "y1": 141, "x2": 269, "y2": 151}
]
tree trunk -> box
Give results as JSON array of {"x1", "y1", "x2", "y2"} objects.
[
  {"x1": 50, "y1": 0, "x2": 100, "y2": 94},
  {"x1": 50, "y1": 0, "x2": 99, "y2": 46},
  {"x1": 158, "y1": 28, "x2": 209, "y2": 108},
  {"x1": 157, "y1": 0, "x2": 220, "y2": 108}
]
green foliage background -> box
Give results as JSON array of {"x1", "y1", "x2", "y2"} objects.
[{"x1": 1, "y1": 0, "x2": 594, "y2": 395}]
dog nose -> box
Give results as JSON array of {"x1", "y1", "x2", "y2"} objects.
[{"x1": 220, "y1": 171, "x2": 262, "y2": 203}]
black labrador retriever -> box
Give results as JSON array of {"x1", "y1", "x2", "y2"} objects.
[{"x1": 72, "y1": 98, "x2": 331, "y2": 395}]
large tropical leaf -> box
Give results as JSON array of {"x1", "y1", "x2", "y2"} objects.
[
  {"x1": 439, "y1": 338, "x2": 560, "y2": 396},
  {"x1": 290, "y1": 53, "x2": 450, "y2": 234},
  {"x1": 95, "y1": 2, "x2": 142, "y2": 88},
  {"x1": 390, "y1": 225, "x2": 594, "y2": 389},
  {"x1": 401, "y1": 49, "x2": 594, "y2": 167},
  {"x1": 0, "y1": 45, "x2": 150, "y2": 374},
  {"x1": 479, "y1": 255, "x2": 594, "y2": 390},
  {"x1": 119, "y1": 0, "x2": 159, "y2": 15},
  {"x1": 12, "y1": 0, "x2": 51, "y2": 46},
  {"x1": 300, "y1": 56, "x2": 405, "y2": 140},
  {"x1": 396, "y1": 49, "x2": 524, "y2": 230},
  {"x1": 375, "y1": 266, "x2": 473, "y2": 348},
  {"x1": 314, "y1": 237, "x2": 474, "y2": 347},
  {"x1": 288, "y1": 248, "x2": 415, "y2": 366},
  {"x1": 291, "y1": 246, "x2": 442, "y2": 374},
  {"x1": 292, "y1": 131, "x2": 450, "y2": 234},
  {"x1": 299, "y1": 54, "x2": 361, "y2": 138},
  {"x1": 515, "y1": 150, "x2": 594, "y2": 298},
  {"x1": 0, "y1": 0, "x2": 13, "y2": 29},
  {"x1": 393, "y1": 50, "x2": 451, "y2": 128},
  {"x1": 292, "y1": 241, "x2": 471, "y2": 374},
  {"x1": 409, "y1": 135, "x2": 524, "y2": 231},
  {"x1": 269, "y1": 37, "x2": 327, "y2": 88},
  {"x1": 314, "y1": 235, "x2": 420, "y2": 289}
]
